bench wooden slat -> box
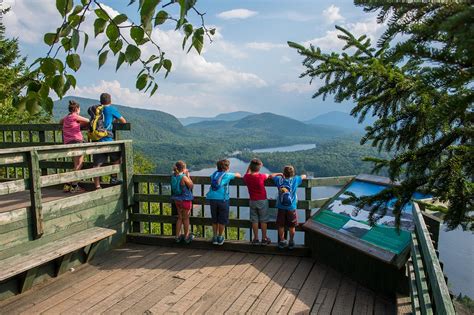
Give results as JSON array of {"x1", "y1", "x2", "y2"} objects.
[{"x1": 0, "y1": 227, "x2": 116, "y2": 282}]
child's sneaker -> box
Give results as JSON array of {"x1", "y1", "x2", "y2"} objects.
[
  {"x1": 251, "y1": 239, "x2": 260, "y2": 245},
  {"x1": 185, "y1": 234, "x2": 194, "y2": 244},
  {"x1": 217, "y1": 236, "x2": 225, "y2": 246},
  {"x1": 278, "y1": 240, "x2": 288, "y2": 249},
  {"x1": 70, "y1": 185, "x2": 85, "y2": 193},
  {"x1": 175, "y1": 234, "x2": 184, "y2": 243},
  {"x1": 110, "y1": 177, "x2": 123, "y2": 185},
  {"x1": 63, "y1": 184, "x2": 71, "y2": 192},
  {"x1": 288, "y1": 240, "x2": 295, "y2": 250},
  {"x1": 261, "y1": 237, "x2": 271, "y2": 246},
  {"x1": 212, "y1": 236, "x2": 218, "y2": 245}
]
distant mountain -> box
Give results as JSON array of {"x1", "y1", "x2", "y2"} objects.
[
  {"x1": 53, "y1": 96, "x2": 188, "y2": 143},
  {"x1": 179, "y1": 111, "x2": 255, "y2": 125},
  {"x1": 306, "y1": 111, "x2": 374, "y2": 130},
  {"x1": 187, "y1": 112, "x2": 351, "y2": 146}
]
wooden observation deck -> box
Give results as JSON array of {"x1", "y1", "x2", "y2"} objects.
[{"x1": 0, "y1": 124, "x2": 455, "y2": 314}]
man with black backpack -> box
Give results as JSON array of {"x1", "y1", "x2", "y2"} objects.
[{"x1": 88, "y1": 93, "x2": 126, "y2": 189}]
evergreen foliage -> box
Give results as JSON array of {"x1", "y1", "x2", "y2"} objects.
[
  {"x1": 0, "y1": 22, "x2": 50, "y2": 123},
  {"x1": 289, "y1": 3, "x2": 473, "y2": 230}
]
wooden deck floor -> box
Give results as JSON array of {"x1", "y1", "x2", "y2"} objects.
[
  {"x1": 0, "y1": 244, "x2": 396, "y2": 315},
  {"x1": 0, "y1": 187, "x2": 88, "y2": 213}
]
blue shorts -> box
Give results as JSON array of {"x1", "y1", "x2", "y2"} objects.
[{"x1": 209, "y1": 200, "x2": 230, "y2": 225}]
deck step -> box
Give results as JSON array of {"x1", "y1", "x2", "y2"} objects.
[{"x1": 127, "y1": 233, "x2": 312, "y2": 257}]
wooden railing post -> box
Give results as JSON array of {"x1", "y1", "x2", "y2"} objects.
[
  {"x1": 38, "y1": 131, "x2": 48, "y2": 176},
  {"x1": 304, "y1": 182, "x2": 312, "y2": 246},
  {"x1": 121, "y1": 141, "x2": 133, "y2": 208},
  {"x1": 27, "y1": 149, "x2": 44, "y2": 239}
]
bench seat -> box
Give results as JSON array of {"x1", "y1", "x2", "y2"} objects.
[{"x1": 0, "y1": 227, "x2": 116, "y2": 291}]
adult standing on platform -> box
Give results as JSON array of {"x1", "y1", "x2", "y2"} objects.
[{"x1": 89, "y1": 93, "x2": 126, "y2": 190}]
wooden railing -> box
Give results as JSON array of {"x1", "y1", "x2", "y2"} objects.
[
  {"x1": 0, "y1": 123, "x2": 130, "y2": 179},
  {"x1": 0, "y1": 141, "x2": 133, "y2": 240},
  {"x1": 407, "y1": 203, "x2": 455, "y2": 314},
  {"x1": 130, "y1": 174, "x2": 354, "y2": 245}
]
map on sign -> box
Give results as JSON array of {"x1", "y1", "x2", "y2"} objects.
[{"x1": 304, "y1": 175, "x2": 429, "y2": 264}]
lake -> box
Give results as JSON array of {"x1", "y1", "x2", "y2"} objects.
[
  {"x1": 191, "y1": 147, "x2": 474, "y2": 298},
  {"x1": 253, "y1": 143, "x2": 316, "y2": 153}
]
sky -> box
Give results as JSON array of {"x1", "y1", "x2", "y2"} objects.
[{"x1": 2, "y1": 0, "x2": 385, "y2": 120}]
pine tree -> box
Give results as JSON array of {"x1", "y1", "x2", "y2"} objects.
[
  {"x1": 0, "y1": 20, "x2": 49, "y2": 123},
  {"x1": 289, "y1": 3, "x2": 473, "y2": 230}
]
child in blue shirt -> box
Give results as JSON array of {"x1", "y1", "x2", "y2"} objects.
[
  {"x1": 206, "y1": 159, "x2": 241, "y2": 245},
  {"x1": 273, "y1": 165, "x2": 306, "y2": 250}
]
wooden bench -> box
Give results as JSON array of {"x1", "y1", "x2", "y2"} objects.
[{"x1": 0, "y1": 227, "x2": 116, "y2": 293}]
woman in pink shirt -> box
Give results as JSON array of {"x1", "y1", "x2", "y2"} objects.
[{"x1": 59, "y1": 100, "x2": 89, "y2": 192}]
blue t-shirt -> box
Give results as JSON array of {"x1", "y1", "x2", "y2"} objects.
[
  {"x1": 98, "y1": 105, "x2": 122, "y2": 142},
  {"x1": 273, "y1": 175, "x2": 303, "y2": 210},
  {"x1": 206, "y1": 172, "x2": 236, "y2": 201}
]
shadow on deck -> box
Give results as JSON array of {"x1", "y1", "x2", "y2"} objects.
[{"x1": 0, "y1": 243, "x2": 396, "y2": 314}]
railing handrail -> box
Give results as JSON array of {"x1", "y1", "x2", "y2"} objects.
[
  {"x1": 411, "y1": 203, "x2": 455, "y2": 314},
  {"x1": 0, "y1": 122, "x2": 130, "y2": 132},
  {"x1": 133, "y1": 173, "x2": 355, "y2": 188},
  {"x1": 0, "y1": 140, "x2": 131, "y2": 165}
]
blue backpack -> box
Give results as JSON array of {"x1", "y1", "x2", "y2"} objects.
[
  {"x1": 210, "y1": 171, "x2": 226, "y2": 191},
  {"x1": 171, "y1": 174, "x2": 185, "y2": 196},
  {"x1": 278, "y1": 177, "x2": 294, "y2": 207}
]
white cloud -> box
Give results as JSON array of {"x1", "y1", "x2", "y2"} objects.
[
  {"x1": 3, "y1": 0, "x2": 61, "y2": 43},
  {"x1": 304, "y1": 18, "x2": 384, "y2": 51},
  {"x1": 280, "y1": 82, "x2": 315, "y2": 94},
  {"x1": 217, "y1": 9, "x2": 257, "y2": 20},
  {"x1": 71, "y1": 80, "x2": 240, "y2": 117},
  {"x1": 245, "y1": 42, "x2": 286, "y2": 51},
  {"x1": 322, "y1": 5, "x2": 344, "y2": 24},
  {"x1": 280, "y1": 56, "x2": 291, "y2": 63}
]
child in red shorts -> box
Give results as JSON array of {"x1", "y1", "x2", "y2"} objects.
[
  {"x1": 171, "y1": 161, "x2": 194, "y2": 243},
  {"x1": 273, "y1": 165, "x2": 306, "y2": 250}
]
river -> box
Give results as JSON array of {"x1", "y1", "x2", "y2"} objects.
[{"x1": 191, "y1": 145, "x2": 473, "y2": 298}]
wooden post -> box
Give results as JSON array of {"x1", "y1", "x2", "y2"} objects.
[
  {"x1": 38, "y1": 131, "x2": 47, "y2": 176},
  {"x1": 27, "y1": 150, "x2": 44, "y2": 239},
  {"x1": 131, "y1": 182, "x2": 142, "y2": 233},
  {"x1": 304, "y1": 184, "x2": 312, "y2": 246},
  {"x1": 121, "y1": 141, "x2": 133, "y2": 208}
]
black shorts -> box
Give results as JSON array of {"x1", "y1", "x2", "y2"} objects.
[
  {"x1": 209, "y1": 200, "x2": 230, "y2": 225},
  {"x1": 93, "y1": 152, "x2": 121, "y2": 166}
]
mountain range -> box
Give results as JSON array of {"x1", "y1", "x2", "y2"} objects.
[
  {"x1": 53, "y1": 96, "x2": 370, "y2": 173},
  {"x1": 178, "y1": 111, "x2": 255, "y2": 126}
]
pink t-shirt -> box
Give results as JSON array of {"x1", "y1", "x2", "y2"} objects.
[
  {"x1": 243, "y1": 173, "x2": 269, "y2": 201},
  {"x1": 62, "y1": 113, "x2": 83, "y2": 144}
]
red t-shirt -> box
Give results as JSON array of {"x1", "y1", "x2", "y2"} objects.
[{"x1": 243, "y1": 173, "x2": 269, "y2": 201}]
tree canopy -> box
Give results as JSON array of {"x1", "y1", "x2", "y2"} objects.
[
  {"x1": 289, "y1": 3, "x2": 473, "y2": 230},
  {"x1": 4, "y1": 0, "x2": 214, "y2": 115}
]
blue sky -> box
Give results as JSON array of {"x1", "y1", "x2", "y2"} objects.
[{"x1": 3, "y1": 0, "x2": 384, "y2": 119}]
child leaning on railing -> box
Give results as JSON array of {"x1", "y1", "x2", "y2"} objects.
[{"x1": 170, "y1": 161, "x2": 194, "y2": 244}]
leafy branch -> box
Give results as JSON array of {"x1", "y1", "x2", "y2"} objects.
[{"x1": 10, "y1": 0, "x2": 215, "y2": 114}]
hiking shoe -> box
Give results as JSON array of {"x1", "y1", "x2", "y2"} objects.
[
  {"x1": 278, "y1": 240, "x2": 288, "y2": 249},
  {"x1": 288, "y1": 240, "x2": 295, "y2": 250},
  {"x1": 251, "y1": 239, "x2": 260, "y2": 245},
  {"x1": 70, "y1": 185, "x2": 85, "y2": 193},
  {"x1": 63, "y1": 184, "x2": 71, "y2": 192},
  {"x1": 217, "y1": 236, "x2": 225, "y2": 246},
  {"x1": 261, "y1": 237, "x2": 271, "y2": 246},
  {"x1": 175, "y1": 234, "x2": 184, "y2": 243},
  {"x1": 185, "y1": 234, "x2": 194, "y2": 244},
  {"x1": 212, "y1": 236, "x2": 218, "y2": 245},
  {"x1": 110, "y1": 177, "x2": 123, "y2": 185}
]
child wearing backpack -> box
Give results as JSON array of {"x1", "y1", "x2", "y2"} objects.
[
  {"x1": 206, "y1": 159, "x2": 241, "y2": 245},
  {"x1": 171, "y1": 161, "x2": 194, "y2": 244},
  {"x1": 59, "y1": 100, "x2": 89, "y2": 193},
  {"x1": 273, "y1": 165, "x2": 307, "y2": 250},
  {"x1": 243, "y1": 158, "x2": 279, "y2": 245}
]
